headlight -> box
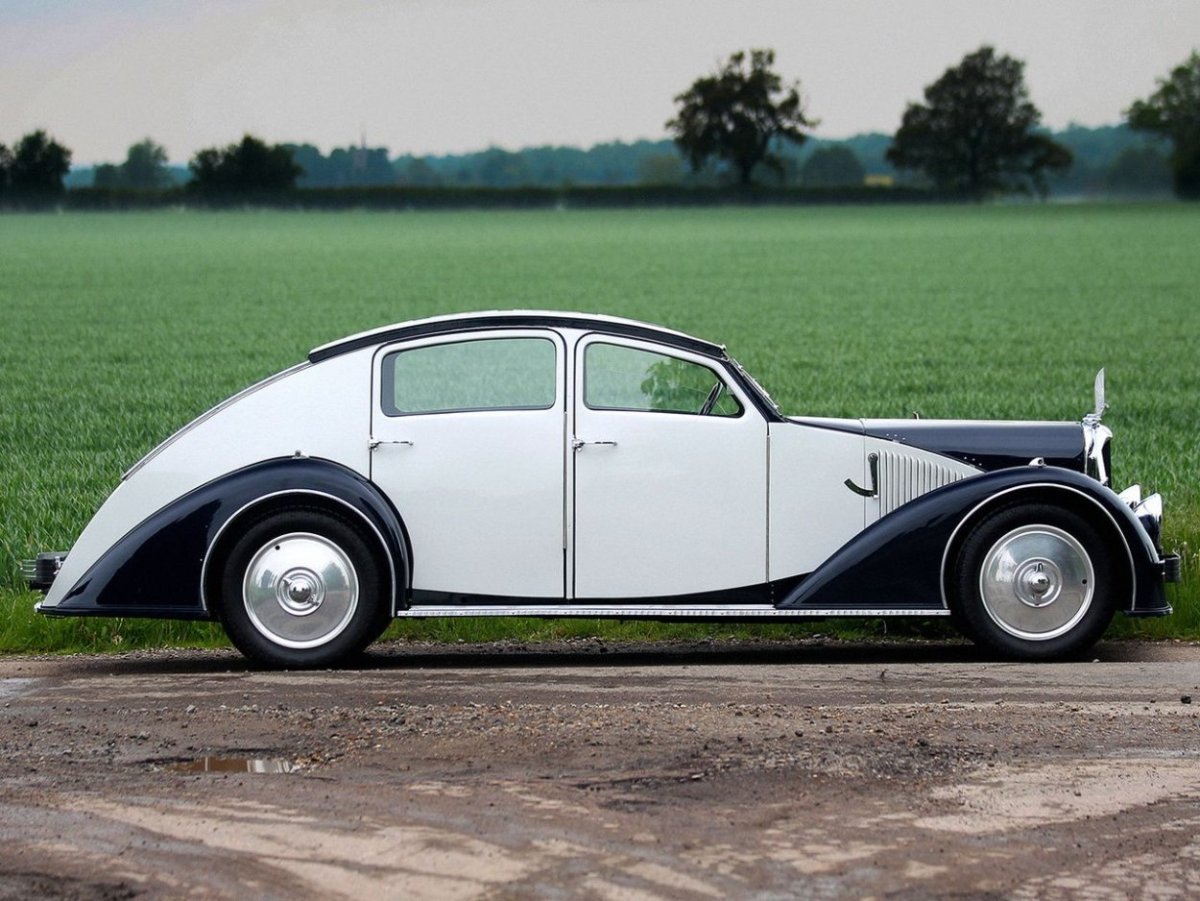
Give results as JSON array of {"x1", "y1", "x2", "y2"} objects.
[{"x1": 1118, "y1": 486, "x2": 1163, "y2": 552}]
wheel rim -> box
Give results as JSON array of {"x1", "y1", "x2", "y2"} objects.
[
  {"x1": 242, "y1": 532, "x2": 359, "y2": 649},
  {"x1": 979, "y1": 524, "x2": 1095, "y2": 641}
]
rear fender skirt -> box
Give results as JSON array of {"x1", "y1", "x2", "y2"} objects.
[
  {"x1": 48, "y1": 458, "x2": 410, "y2": 620},
  {"x1": 777, "y1": 466, "x2": 1167, "y2": 614}
]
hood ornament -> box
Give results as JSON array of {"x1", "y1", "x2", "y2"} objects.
[
  {"x1": 1083, "y1": 368, "x2": 1106, "y2": 427},
  {"x1": 1082, "y1": 368, "x2": 1111, "y2": 486}
]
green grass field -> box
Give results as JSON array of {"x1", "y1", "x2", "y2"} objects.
[{"x1": 1, "y1": 205, "x2": 1197, "y2": 653}]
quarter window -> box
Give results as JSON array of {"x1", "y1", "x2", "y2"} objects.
[
  {"x1": 381, "y1": 337, "x2": 557, "y2": 415},
  {"x1": 584, "y1": 343, "x2": 741, "y2": 417}
]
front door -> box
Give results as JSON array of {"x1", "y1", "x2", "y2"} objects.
[
  {"x1": 571, "y1": 336, "x2": 768, "y2": 599},
  {"x1": 370, "y1": 330, "x2": 566, "y2": 599}
]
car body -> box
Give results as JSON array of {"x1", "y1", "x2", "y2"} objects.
[{"x1": 27, "y1": 311, "x2": 1179, "y2": 666}]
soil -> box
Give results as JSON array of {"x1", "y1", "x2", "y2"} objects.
[{"x1": 1, "y1": 638, "x2": 1199, "y2": 899}]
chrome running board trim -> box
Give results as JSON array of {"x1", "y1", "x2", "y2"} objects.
[{"x1": 395, "y1": 605, "x2": 951, "y2": 618}]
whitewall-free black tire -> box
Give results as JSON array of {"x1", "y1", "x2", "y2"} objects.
[
  {"x1": 218, "y1": 507, "x2": 388, "y2": 668},
  {"x1": 953, "y1": 503, "x2": 1117, "y2": 660}
]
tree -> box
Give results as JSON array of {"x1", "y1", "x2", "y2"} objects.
[
  {"x1": 92, "y1": 163, "x2": 122, "y2": 189},
  {"x1": 887, "y1": 46, "x2": 1071, "y2": 199},
  {"x1": 477, "y1": 147, "x2": 533, "y2": 187},
  {"x1": 1106, "y1": 144, "x2": 1172, "y2": 196},
  {"x1": 122, "y1": 138, "x2": 171, "y2": 189},
  {"x1": 9, "y1": 130, "x2": 72, "y2": 199},
  {"x1": 800, "y1": 146, "x2": 866, "y2": 187},
  {"x1": 636, "y1": 152, "x2": 685, "y2": 185},
  {"x1": 667, "y1": 49, "x2": 816, "y2": 186},
  {"x1": 1126, "y1": 50, "x2": 1200, "y2": 199},
  {"x1": 188, "y1": 135, "x2": 301, "y2": 194},
  {"x1": 397, "y1": 156, "x2": 442, "y2": 187},
  {"x1": 93, "y1": 139, "x2": 171, "y2": 189},
  {"x1": 0, "y1": 143, "x2": 11, "y2": 196}
]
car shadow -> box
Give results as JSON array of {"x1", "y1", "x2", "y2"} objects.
[{"x1": 68, "y1": 638, "x2": 1163, "y2": 676}]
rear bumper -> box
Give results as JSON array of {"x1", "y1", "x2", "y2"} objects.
[
  {"x1": 22, "y1": 552, "x2": 66, "y2": 594},
  {"x1": 1163, "y1": 553, "x2": 1182, "y2": 584}
]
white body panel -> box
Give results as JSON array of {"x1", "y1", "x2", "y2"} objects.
[
  {"x1": 768, "y1": 422, "x2": 866, "y2": 580},
  {"x1": 42, "y1": 351, "x2": 372, "y2": 608},
  {"x1": 572, "y1": 336, "x2": 768, "y2": 597},
  {"x1": 369, "y1": 331, "x2": 567, "y2": 598}
]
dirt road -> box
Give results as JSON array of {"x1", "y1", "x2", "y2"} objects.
[{"x1": 1, "y1": 638, "x2": 1198, "y2": 899}]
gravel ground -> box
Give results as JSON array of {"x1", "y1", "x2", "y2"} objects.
[{"x1": 1, "y1": 638, "x2": 1199, "y2": 899}]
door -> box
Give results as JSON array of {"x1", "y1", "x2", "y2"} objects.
[
  {"x1": 572, "y1": 337, "x2": 768, "y2": 599},
  {"x1": 370, "y1": 330, "x2": 566, "y2": 598}
]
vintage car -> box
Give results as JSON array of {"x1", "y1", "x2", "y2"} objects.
[{"x1": 26, "y1": 311, "x2": 1179, "y2": 666}]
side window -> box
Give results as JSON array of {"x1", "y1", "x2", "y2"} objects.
[
  {"x1": 584, "y1": 343, "x2": 742, "y2": 417},
  {"x1": 381, "y1": 337, "x2": 557, "y2": 415}
]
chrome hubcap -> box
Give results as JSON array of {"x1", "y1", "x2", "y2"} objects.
[
  {"x1": 979, "y1": 525, "x2": 1094, "y2": 641},
  {"x1": 279, "y1": 569, "x2": 322, "y2": 614},
  {"x1": 243, "y1": 532, "x2": 359, "y2": 649}
]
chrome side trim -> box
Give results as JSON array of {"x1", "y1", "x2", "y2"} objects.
[
  {"x1": 939, "y1": 482, "x2": 1137, "y2": 612},
  {"x1": 199, "y1": 488, "x2": 397, "y2": 616},
  {"x1": 395, "y1": 605, "x2": 951, "y2": 618}
]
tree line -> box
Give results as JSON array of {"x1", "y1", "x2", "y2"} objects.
[
  {"x1": 6, "y1": 45, "x2": 1198, "y2": 205},
  {"x1": 665, "y1": 45, "x2": 1196, "y2": 200}
]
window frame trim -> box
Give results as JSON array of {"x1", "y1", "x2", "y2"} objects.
[
  {"x1": 580, "y1": 338, "x2": 747, "y2": 419},
  {"x1": 378, "y1": 332, "x2": 562, "y2": 418}
]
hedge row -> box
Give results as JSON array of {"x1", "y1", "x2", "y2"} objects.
[{"x1": 12, "y1": 183, "x2": 941, "y2": 212}]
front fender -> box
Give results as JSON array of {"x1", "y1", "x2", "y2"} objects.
[
  {"x1": 778, "y1": 466, "x2": 1169, "y2": 615},
  {"x1": 41, "y1": 458, "x2": 410, "y2": 620}
]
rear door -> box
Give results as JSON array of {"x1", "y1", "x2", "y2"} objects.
[{"x1": 370, "y1": 330, "x2": 566, "y2": 599}]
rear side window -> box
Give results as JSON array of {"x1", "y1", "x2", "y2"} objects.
[{"x1": 381, "y1": 337, "x2": 557, "y2": 415}]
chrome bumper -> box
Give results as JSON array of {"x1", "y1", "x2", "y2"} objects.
[
  {"x1": 1162, "y1": 553, "x2": 1182, "y2": 583},
  {"x1": 21, "y1": 552, "x2": 66, "y2": 594},
  {"x1": 1118, "y1": 485, "x2": 1181, "y2": 584}
]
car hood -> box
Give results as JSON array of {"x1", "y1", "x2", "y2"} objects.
[
  {"x1": 862, "y1": 419, "x2": 1086, "y2": 473},
  {"x1": 788, "y1": 417, "x2": 1086, "y2": 473}
]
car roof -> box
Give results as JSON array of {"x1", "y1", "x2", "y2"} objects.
[{"x1": 308, "y1": 310, "x2": 727, "y2": 364}]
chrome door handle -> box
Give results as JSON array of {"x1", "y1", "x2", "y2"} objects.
[
  {"x1": 369, "y1": 438, "x2": 414, "y2": 450},
  {"x1": 572, "y1": 439, "x2": 618, "y2": 451}
]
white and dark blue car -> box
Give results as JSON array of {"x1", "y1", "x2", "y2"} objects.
[{"x1": 26, "y1": 312, "x2": 1179, "y2": 667}]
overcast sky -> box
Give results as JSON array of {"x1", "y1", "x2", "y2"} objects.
[{"x1": 3, "y1": 0, "x2": 1198, "y2": 165}]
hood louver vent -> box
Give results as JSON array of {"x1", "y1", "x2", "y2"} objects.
[{"x1": 876, "y1": 449, "x2": 969, "y2": 518}]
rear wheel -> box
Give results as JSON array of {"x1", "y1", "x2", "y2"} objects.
[
  {"x1": 218, "y1": 508, "x2": 389, "y2": 668},
  {"x1": 952, "y1": 503, "x2": 1118, "y2": 660}
]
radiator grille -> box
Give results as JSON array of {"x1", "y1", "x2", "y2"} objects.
[{"x1": 876, "y1": 449, "x2": 969, "y2": 517}]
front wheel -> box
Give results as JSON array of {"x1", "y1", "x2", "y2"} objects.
[
  {"x1": 218, "y1": 508, "x2": 389, "y2": 668},
  {"x1": 952, "y1": 503, "x2": 1118, "y2": 660}
]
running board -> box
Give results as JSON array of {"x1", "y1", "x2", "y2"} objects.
[{"x1": 395, "y1": 604, "x2": 951, "y2": 619}]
